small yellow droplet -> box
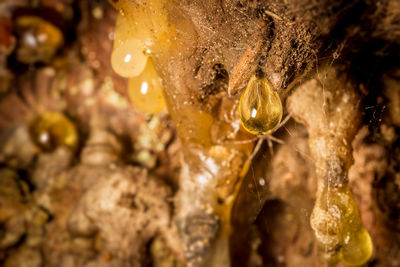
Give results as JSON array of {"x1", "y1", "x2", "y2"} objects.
[
  {"x1": 341, "y1": 227, "x2": 373, "y2": 266},
  {"x1": 15, "y1": 16, "x2": 64, "y2": 64},
  {"x1": 239, "y1": 75, "x2": 282, "y2": 135},
  {"x1": 111, "y1": 14, "x2": 148, "y2": 78},
  {"x1": 128, "y1": 58, "x2": 166, "y2": 114},
  {"x1": 29, "y1": 111, "x2": 78, "y2": 151}
]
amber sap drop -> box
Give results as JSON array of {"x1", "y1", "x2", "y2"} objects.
[
  {"x1": 29, "y1": 111, "x2": 78, "y2": 151},
  {"x1": 128, "y1": 58, "x2": 166, "y2": 114},
  {"x1": 239, "y1": 75, "x2": 283, "y2": 135},
  {"x1": 341, "y1": 227, "x2": 373, "y2": 266},
  {"x1": 16, "y1": 16, "x2": 64, "y2": 64},
  {"x1": 111, "y1": 14, "x2": 148, "y2": 78}
]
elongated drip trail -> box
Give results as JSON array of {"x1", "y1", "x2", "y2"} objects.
[
  {"x1": 287, "y1": 66, "x2": 373, "y2": 266},
  {"x1": 108, "y1": 1, "x2": 253, "y2": 266}
]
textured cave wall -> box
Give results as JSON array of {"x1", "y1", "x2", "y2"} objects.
[{"x1": 0, "y1": 0, "x2": 399, "y2": 267}]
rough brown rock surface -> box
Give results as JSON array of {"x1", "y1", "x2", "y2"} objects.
[{"x1": 0, "y1": 0, "x2": 399, "y2": 266}]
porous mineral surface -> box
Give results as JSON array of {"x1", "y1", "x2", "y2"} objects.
[{"x1": 0, "y1": 0, "x2": 399, "y2": 267}]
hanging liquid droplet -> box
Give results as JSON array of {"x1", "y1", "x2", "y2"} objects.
[
  {"x1": 29, "y1": 111, "x2": 78, "y2": 151},
  {"x1": 311, "y1": 183, "x2": 373, "y2": 267},
  {"x1": 340, "y1": 227, "x2": 373, "y2": 266},
  {"x1": 239, "y1": 75, "x2": 282, "y2": 135},
  {"x1": 111, "y1": 13, "x2": 149, "y2": 78},
  {"x1": 128, "y1": 58, "x2": 166, "y2": 114}
]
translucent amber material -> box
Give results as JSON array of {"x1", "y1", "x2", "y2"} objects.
[
  {"x1": 341, "y1": 227, "x2": 373, "y2": 266},
  {"x1": 312, "y1": 184, "x2": 373, "y2": 266},
  {"x1": 239, "y1": 75, "x2": 282, "y2": 135},
  {"x1": 111, "y1": 14, "x2": 148, "y2": 78},
  {"x1": 29, "y1": 112, "x2": 78, "y2": 151},
  {"x1": 128, "y1": 58, "x2": 166, "y2": 114},
  {"x1": 15, "y1": 16, "x2": 64, "y2": 64}
]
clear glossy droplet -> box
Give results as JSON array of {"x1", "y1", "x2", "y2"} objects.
[
  {"x1": 128, "y1": 58, "x2": 166, "y2": 114},
  {"x1": 239, "y1": 75, "x2": 282, "y2": 135}
]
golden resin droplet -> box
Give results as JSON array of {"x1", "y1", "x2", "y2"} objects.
[
  {"x1": 29, "y1": 111, "x2": 78, "y2": 151},
  {"x1": 312, "y1": 184, "x2": 373, "y2": 267},
  {"x1": 111, "y1": 14, "x2": 149, "y2": 78},
  {"x1": 128, "y1": 58, "x2": 166, "y2": 114},
  {"x1": 341, "y1": 227, "x2": 373, "y2": 266},
  {"x1": 239, "y1": 75, "x2": 283, "y2": 135},
  {"x1": 15, "y1": 16, "x2": 64, "y2": 64},
  {"x1": 108, "y1": 0, "x2": 183, "y2": 58}
]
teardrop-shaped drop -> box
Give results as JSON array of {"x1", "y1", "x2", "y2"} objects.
[
  {"x1": 111, "y1": 14, "x2": 149, "y2": 78},
  {"x1": 29, "y1": 111, "x2": 78, "y2": 152},
  {"x1": 340, "y1": 227, "x2": 373, "y2": 266},
  {"x1": 239, "y1": 75, "x2": 282, "y2": 135},
  {"x1": 128, "y1": 58, "x2": 166, "y2": 114}
]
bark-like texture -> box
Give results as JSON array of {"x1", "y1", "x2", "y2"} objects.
[{"x1": 0, "y1": 0, "x2": 399, "y2": 266}]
